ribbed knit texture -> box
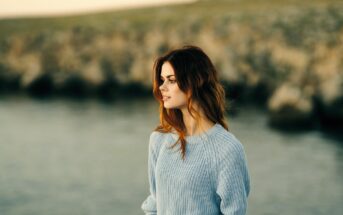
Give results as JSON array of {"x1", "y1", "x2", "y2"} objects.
[{"x1": 141, "y1": 123, "x2": 250, "y2": 215}]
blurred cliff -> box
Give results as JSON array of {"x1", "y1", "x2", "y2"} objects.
[{"x1": 0, "y1": 0, "x2": 342, "y2": 129}]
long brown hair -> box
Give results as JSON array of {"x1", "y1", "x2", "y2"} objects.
[{"x1": 152, "y1": 45, "x2": 228, "y2": 160}]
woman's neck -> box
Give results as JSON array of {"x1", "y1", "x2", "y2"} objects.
[{"x1": 181, "y1": 105, "x2": 215, "y2": 136}]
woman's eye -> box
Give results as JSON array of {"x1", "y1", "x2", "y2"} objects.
[{"x1": 169, "y1": 80, "x2": 176, "y2": 84}]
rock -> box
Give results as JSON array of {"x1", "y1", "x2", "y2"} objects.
[
  {"x1": 26, "y1": 73, "x2": 54, "y2": 97},
  {"x1": 312, "y1": 45, "x2": 343, "y2": 129},
  {"x1": 315, "y1": 75, "x2": 343, "y2": 129},
  {"x1": 267, "y1": 83, "x2": 314, "y2": 128}
]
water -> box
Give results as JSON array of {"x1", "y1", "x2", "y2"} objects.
[{"x1": 0, "y1": 96, "x2": 342, "y2": 215}]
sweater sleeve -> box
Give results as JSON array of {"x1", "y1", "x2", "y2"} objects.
[
  {"x1": 141, "y1": 132, "x2": 160, "y2": 215},
  {"x1": 216, "y1": 140, "x2": 250, "y2": 215}
]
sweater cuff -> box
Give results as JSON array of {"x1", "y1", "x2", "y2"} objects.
[{"x1": 141, "y1": 195, "x2": 157, "y2": 215}]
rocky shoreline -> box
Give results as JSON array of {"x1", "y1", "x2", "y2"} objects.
[{"x1": 0, "y1": 2, "x2": 342, "y2": 130}]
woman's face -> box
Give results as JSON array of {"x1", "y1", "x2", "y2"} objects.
[{"x1": 159, "y1": 62, "x2": 188, "y2": 109}]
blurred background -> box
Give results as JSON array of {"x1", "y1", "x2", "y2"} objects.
[{"x1": 0, "y1": 0, "x2": 343, "y2": 214}]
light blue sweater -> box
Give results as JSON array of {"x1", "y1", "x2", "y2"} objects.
[{"x1": 141, "y1": 123, "x2": 250, "y2": 215}]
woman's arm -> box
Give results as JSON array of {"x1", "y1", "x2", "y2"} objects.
[
  {"x1": 216, "y1": 141, "x2": 250, "y2": 215},
  {"x1": 141, "y1": 132, "x2": 159, "y2": 215}
]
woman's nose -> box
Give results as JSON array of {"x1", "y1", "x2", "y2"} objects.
[{"x1": 159, "y1": 82, "x2": 167, "y2": 91}]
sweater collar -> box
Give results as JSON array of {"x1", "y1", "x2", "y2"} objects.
[{"x1": 170, "y1": 123, "x2": 222, "y2": 144}]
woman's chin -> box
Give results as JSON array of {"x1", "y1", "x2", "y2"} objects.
[
  {"x1": 163, "y1": 102, "x2": 186, "y2": 110},
  {"x1": 163, "y1": 103, "x2": 175, "y2": 109}
]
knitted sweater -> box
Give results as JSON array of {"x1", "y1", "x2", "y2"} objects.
[{"x1": 141, "y1": 123, "x2": 250, "y2": 215}]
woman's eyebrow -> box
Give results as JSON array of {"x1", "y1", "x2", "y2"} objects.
[{"x1": 161, "y1": 75, "x2": 175, "y2": 79}]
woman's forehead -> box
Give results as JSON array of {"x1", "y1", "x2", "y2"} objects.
[{"x1": 161, "y1": 62, "x2": 175, "y2": 77}]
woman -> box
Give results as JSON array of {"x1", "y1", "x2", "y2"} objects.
[{"x1": 141, "y1": 45, "x2": 250, "y2": 215}]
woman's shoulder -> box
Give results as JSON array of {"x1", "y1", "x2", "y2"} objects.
[
  {"x1": 149, "y1": 130, "x2": 170, "y2": 142},
  {"x1": 208, "y1": 126, "x2": 248, "y2": 174},
  {"x1": 148, "y1": 130, "x2": 170, "y2": 153},
  {"x1": 211, "y1": 125, "x2": 246, "y2": 158}
]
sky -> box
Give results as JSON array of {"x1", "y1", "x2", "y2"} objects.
[{"x1": 0, "y1": 0, "x2": 195, "y2": 18}]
